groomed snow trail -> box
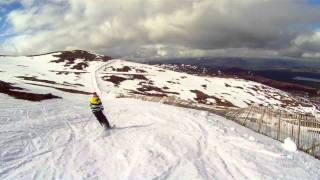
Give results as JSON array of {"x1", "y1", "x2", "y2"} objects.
[{"x1": 0, "y1": 63, "x2": 320, "y2": 179}]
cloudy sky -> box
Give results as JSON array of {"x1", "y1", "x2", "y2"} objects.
[{"x1": 0, "y1": 0, "x2": 320, "y2": 59}]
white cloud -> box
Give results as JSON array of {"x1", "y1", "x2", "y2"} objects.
[
  {"x1": 302, "y1": 52, "x2": 320, "y2": 58},
  {"x1": 0, "y1": 0, "x2": 16, "y2": 6},
  {"x1": 294, "y1": 31, "x2": 320, "y2": 49},
  {"x1": 0, "y1": 0, "x2": 320, "y2": 59}
]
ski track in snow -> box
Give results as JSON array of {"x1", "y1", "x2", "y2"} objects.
[{"x1": 0, "y1": 62, "x2": 320, "y2": 179}]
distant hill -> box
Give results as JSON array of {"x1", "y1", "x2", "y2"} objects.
[{"x1": 148, "y1": 57, "x2": 320, "y2": 72}]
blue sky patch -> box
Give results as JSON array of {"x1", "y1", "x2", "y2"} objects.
[
  {"x1": 0, "y1": 1, "x2": 22, "y2": 42},
  {"x1": 306, "y1": 0, "x2": 320, "y2": 5}
]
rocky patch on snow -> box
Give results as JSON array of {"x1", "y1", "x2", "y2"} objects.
[
  {"x1": 49, "y1": 50, "x2": 112, "y2": 70},
  {"x1": 0, "y1": 80, "x2": 61, "y2": 101}
]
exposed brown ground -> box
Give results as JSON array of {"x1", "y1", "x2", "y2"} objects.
[
  {"x1": 128, "y1": 90, "x2": 167, "y2": 97},
  {"x1": 115, "y1": 66, "x2": 131, "y2": 72},
  {"x1": 16, "y1": 76, "x2": 84, "y2": 87},
  {"x1": 50, "y1": 50, "x2": 112, "y2": 70},
  {"x1": 102, "y1": 74, "x2": 149, "y2": 87},
  {"x1": 201, "y1": 84, "x2": 207, "y2": 89},
  {"x1": 135, "y1": 69, "x2": 147, "y2": 73},
  {"x1": 17, "y1": 76, "x2": 59, "y2": 85},
  {"x1": 49, "y1": 70, "x2": 88, "y2": 75},
  {"x1": 17, "y1": 65, "x2": 28, "y2": 67},
  {"x1": 136, "y1": 85, "x2": 179, "y2": 96},
  {"x1": 26, "y1": 83, "x2": 91, "y2": 95},
  {"x1": 0, "y1": 80, "x2": 61, "y2": 101},
  {"x1": 102, "y1": 75, "x2": 127, "y2": 86},
  {"x1": 190, "y1": 90, "x2": 237, "y2": 107}
]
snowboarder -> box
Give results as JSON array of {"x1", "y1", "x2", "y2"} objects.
[{"x1": 89, "y1": 92, "x2": 111, "y2": 128}]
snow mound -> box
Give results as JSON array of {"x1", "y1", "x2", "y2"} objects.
[{"x1": 282, "y1": 138, "x2": 297, "y2": 152}]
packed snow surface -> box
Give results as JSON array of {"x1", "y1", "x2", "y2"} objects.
[{"x1": 1, "y1": 97, "x2": 320, "y2": 180}]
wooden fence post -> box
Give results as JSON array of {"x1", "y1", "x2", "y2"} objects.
[
  {"x1": 297, "y1": 116, "x2": 301, "y2": 148},
  {"x1": 258, "y1": 108, "x2": 266, "y2": 133},
  {"x1": 277, "y1": 110, "x2": 282, "y2": 140},
  {"x1": 312, "y1": 139, "x2": 316, "y2": 157},
  {"x1": 291, "y1": 124, "x2": 294, "y2": 140},
  {"x1": 242, "y1": 105, "x2": 253, "y2": 126}
]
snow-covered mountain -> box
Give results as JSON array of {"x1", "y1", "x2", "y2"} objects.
[
  {"x1": 96, "y1": 60, "x2": 317, "y2": 113},
  {"x1": 1, "y1": 50, "x2": 320, "y2": 179},
  {"x1": 0, "y1": 50, "x2": 316, "y2": 113},
  {"x1": 0, "y1": 50, "x2": 111, "y2": 101}
]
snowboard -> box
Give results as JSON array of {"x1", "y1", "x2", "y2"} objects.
[{"x1": 105, "y1": 125, "x2": 116, "y2": 130}]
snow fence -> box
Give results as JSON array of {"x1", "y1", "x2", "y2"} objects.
[{"x1": 226, "y1": 105, "x2": 320, "y2": 159}]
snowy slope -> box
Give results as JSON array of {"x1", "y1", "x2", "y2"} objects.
[
  {"x1": 1, "y1": 97, "x2": 320, "y2": 180},
  {"x1": 96, "y1": 60, "x2": 316, "y2": 113},
  {"x1": 0, "y1": 50, "x2": 111, "y2": 100},
  {"x1": 1, "y1": 51, "x2": 315, "y2": 113},
  {"x1": 1, "y1": 51, "x2": 320, "y2": 179}
]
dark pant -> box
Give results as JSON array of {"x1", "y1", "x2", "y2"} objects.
[{"x1": 93, "y1": 111, "x2": 110, "y2": 128}]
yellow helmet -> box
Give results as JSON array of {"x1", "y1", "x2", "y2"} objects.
[{"x1": 90, "y1": 97, "x2": 101, "y2": 105}]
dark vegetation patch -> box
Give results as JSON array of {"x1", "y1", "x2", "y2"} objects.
[
  {"x1": 17, "y1": 76, "x2": 58, "y2": 84},
  {"x1": 181, "y1": 76, "x2": 187, "y2": 79},
  {"x1": 135, "y1": 69, "x2": 147, "y2": 73},
  {"x1": 234, "y1": 86, "x2": 244, "y2": 89},
  {"x1": 103, "y1": 74, "x2": 150, "y2": 87},
  {"x1": 104, "y1": 66, "x2": 132, "y2": 72},
  {"x1": 280, "y1": 98, "x2": 300, "y2": 108},
  {"x1": 132, "y1": 74, "x2": 148, "y2": 80},
  {"x1": 49, "y1": 70, "x2": 88, "y2": 75},
  {"x1": 163, "y1": 86, "x2": 169, "y2": 90},
  {"x1": 116, "y1": 66, "x2": 131, "y2": 72},
  {"x1": 0, "y1": 80, "x2": 61, "y2": 101},
  {"x1": 17, "y1": 65, "x2": 28, "y2": 67},
  {"x1": 0, "y1": 81, "x2": 23, "y2": 91},
  {"x1": 64, "y1": 82, "x2": 84, "y2": 87},
  {"x1": 26, "y1": 83, "x2": 91, "y2": 95},
  {"x1": 16, "y1": 76, "x2": 84, "y2": 87},
  {"x1": 224, "y1": 83, "x2": 231, "y2": 87},
  {"x1": 244, "y1": 91, "x2": 255, "y2": 96},
  {"x1": 243, "y1": 100, "x2": 255, "y2": 106},
  {"x1": 50, "y1": 50, "x2": 112, "y2": 70},
  {"x1": 201, "y1": 84, "x2": 207, "y2": 89},
  {"x1": 128, "y1": 90, "x2": 167, "y2": 97},
  {"x1": 167, "y1": 81, "x2": 180, "y2": 84},
  {"x1": 249, "y1": 85, "x2": 306, "y2": 108},
  {"x1": 129, "y1": 85, "x2": 179, "y2": 97},
  {"x1": 102, "y1": 75, "x2": 127, "y2": 86},
  {"x1": 190, "y1": 90, "x2": 236, "y2": 107},
  {"x1": 138, "y1": 81, "x2": 154, "y2": 86},
  {"x1": 137, "y1": 85, "x2": 179, "y2": 95}
]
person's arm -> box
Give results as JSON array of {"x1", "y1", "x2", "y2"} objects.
[
  {"x1": 99, "y1": 103, "x2": 104, "y2": 110},
  {"x1": 96, "y1": 97, "x2": 104, "y2": 110}
]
